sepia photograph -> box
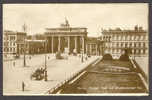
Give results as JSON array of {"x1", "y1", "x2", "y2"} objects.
[{"x1": 3, "y1": 3, "x2": 149, "y2": 96}]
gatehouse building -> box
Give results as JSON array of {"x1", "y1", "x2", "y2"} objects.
[{"x1": 44, "y1": 19, "x2": 88, "y2": 54}]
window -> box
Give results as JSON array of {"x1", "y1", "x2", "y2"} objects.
[
  {"x1": 143, "y1": 49, "x2": 145, "y2": 54},
  {"x1": 143, "y1": 43, "x2": 145, "y2": 47},
  {"x1": 10, "y1": 36, "x2": 15, "y2": 41},
  {"x1": 139, "y1": 43, "x2": 141, "y2": 47},
  {"x1": 125, "y1": 43, "x2": 127, "y2": 47},
  {"x1": 13, "y1": 48, "x2": 15, "y2": 52},
  {"x1": 121, "y1": 43, "x2": 123, "y2": 47},
  {"x1": 134, "y1": 43, "x2": 136, "y2": 47},
  {"x1": 129, "y1": 43, "x2": 132, "y2": 47},
  {"x1": 117, "y1": 43, "x2": 119, "y2": 47}
]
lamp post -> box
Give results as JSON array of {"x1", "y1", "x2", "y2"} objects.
[
  {"x1": 44, "y1": 40, "x2": 48, "y2": 81},
  {"x1": 97, "y1": 38, "x2": 100, "y2": 56},
  {"x1": 23, "y1": 37, "x2": 26, "y2": 67},
  {"x1": 81, "y1": 49, "x2": 84, "y2": 63},
  {"x1": 134, "y1": 49, "x2": 135, "y2": 60},
  {"x1": 22, "y1": 23, "x2": 27, "y2": 67}
]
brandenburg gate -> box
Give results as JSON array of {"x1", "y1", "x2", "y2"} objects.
[{"x1": 44, "y1": 19, "x2": 87, "y2": 54}]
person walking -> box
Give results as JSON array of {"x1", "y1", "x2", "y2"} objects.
[
  {"x1": 13, "y1": 61, "x2": 15, "y2": 67},
  {"x1": 22, "y1": 81, "x2": 25, "y2": 92}
]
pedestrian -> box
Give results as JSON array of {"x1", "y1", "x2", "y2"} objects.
[
  {"x1": 13, "y1": 61, "x2": 15, "y2": 67},
  {"x1": 30, "y1": 74, "x2": 33, "y2": 80},
  {"x1": 22, "y1": 81, "x2": 25, "y2": 91}
]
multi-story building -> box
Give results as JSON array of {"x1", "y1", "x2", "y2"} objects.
[
  {"x1": 25, "y1": 39, "x2": 46, "y2": 54},
  {"x1": 3, "y1": 30, "x2": 26, "y2": 57},
  {"x1": 86, "y1": 37, "x2": 104, "y2": 56},
  {"x1": 99, "y1": 26, "x2": 148, "y2": 59}
]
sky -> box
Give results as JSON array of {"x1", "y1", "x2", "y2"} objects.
[{"x1": 3, "y1": 3, "x2": 148, "y2": 37}]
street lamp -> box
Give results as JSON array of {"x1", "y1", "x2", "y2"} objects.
[
  {"x1": 22, "y1": 23, "x2": 27, "y2": 67},
  {"x1": 23, "y1": 37, "x2": 26, "y2": 67},
  {"x1": 97, "y1": 38, "x2": 100, "y2": 56},
  {"x1": 44, "y1": 40, "x2": 48, "y2": 81},
  {"x1": 81, "y1": 49, "x2": 84, "y2": 63}
]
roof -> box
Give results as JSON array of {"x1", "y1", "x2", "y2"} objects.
[
  {"x1": 102, "y1": 29, "x2": 147, "y2": 34},
  {"x1": 4, "y1": 30, "x2": 27, "y2": 35},
  {"x1": 86, "y1": 37, "x2": 98, "y2": 44},
  {"x1": 45, "y1": 27, "x2": 87, "y2": 33},
  {"x1": 25, "y1": 39, "x2": 46, "y2": 42}
]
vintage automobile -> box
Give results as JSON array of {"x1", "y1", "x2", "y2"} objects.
[{"x1": 31, "y1": 68, "x2": 45, "y2": 80}]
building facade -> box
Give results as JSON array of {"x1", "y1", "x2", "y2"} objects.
[
  {"x1": 3, "y1": 30, "x2": 26, "y2": 56},
  {"x1": 86, "y1": 37, "x2": 103, "y2": 56},
  {"x1": 44, "y1": 19, "x2": 87, "y2": 54},
  {"x1": 99, "y1": 26, "x2": 148, "y2": 58},
  {"x1": 25, "y1": 39, "x2": 46, "y2": 54}
]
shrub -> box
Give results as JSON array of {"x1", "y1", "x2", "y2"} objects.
[
  {"x1": 102, "y1": 54, "x2": 113, "y2": 60},
  {"x1": 119, "y1": 54, "x2": 129, "y2": 61}
]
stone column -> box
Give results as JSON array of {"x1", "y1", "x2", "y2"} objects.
[
  {"x1": 58, "y1": 36, "x2": 61, "y2": 52},
  {"x1": 52, "y1": 36, "x2": 54, "y2": 53},
  {"x1": 96, "y1": 44, "x2": 98, "y2": 55},
  {"x1": 86, "y1": 44, "x2": 88, "y2": 55},
  {"x1": 82, "y1": 36, "x2": 85, "y2": 54},
  {"x1": 68, "y1": 36, "x2": 70, "y2": 53},
  {"x1": 90, "y1": 44, "x2": 92, "y2": 55},
  {"x1": 74, "y1": 36, "x2": 77, "y2": 53}
]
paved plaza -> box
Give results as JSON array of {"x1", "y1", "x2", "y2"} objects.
[{"x1": 3, "y1": 54, "x2": 100, "y2": 95}]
